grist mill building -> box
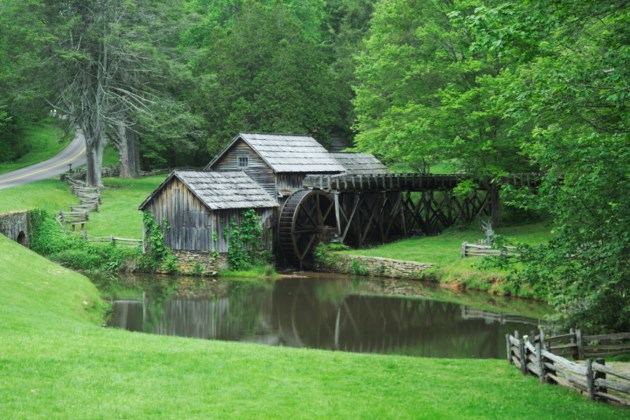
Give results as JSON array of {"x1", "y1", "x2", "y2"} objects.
[{"x1": 140, "y1": 132, "x2": 390, "y2": 269}]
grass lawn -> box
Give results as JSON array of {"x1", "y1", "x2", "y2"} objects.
[
  {"x1": 87, "y1": 176, "x2": 165, "y2": 238},
  {"x1": 0, "y1": 119, "x2": 72, "y2": 175},
  {"x1": 0, "y1": 234, "x2": 623, "y2": 418},
  {"x1": 340, "y1": 222, "x2": 553, "y2": 295},
  {"x1": 0, "y1": 179, "x2": 79, "y2": 214}
]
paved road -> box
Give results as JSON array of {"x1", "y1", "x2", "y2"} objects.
[{"x1": 0, "y1": 130, "x2": 86, "y2": 190}]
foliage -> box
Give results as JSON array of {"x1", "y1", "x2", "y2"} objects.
[
  {"x1": 350, "y1": 259, "x2": 369, "y2": 276},
  {"x1": 226, "y1": 208, "x2": 268, "y2": 271},
  {"x1": 186, "y1": 0, "x2": 344, "y2": 153},
  {"x1": 352, "y1": 0, "x2": 532, "y2": 176},
  {"x1": 465, "y1": 1, "x2": 630, "y2": 332},
  {"x1": 141, "y1": 211, "x2": 176, "y2": 273},
  {"x1": 28, "y1": 209, "x2": 139, "y2": 273}
]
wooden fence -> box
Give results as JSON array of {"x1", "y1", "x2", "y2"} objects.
[
  {"x1": 461, "y1": 241, "x2": 518, "y2": 257},
  {"x1": 507, "y1": 330, "x2": 630, "y2": 406},
  {"x1": 80, "y1": 231, "x2": 143, "y2": 248},
  {"x1": 57, "y1": 210, "x2": 88, "y2": 231}
]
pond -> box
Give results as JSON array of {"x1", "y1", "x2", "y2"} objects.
[{"x1": 104, "y1": 273, "x2": 547, "y2": 359}]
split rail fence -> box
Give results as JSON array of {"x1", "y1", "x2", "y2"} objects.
[
  {"x1": 80, "y1": 231, "x2": 143, "y2": 248},
  {"x1": 461, "y1": 241, "x2": 518, "y2": 257},
  {"x1": 507, "y1": 329, "x2": 630, "y2": 406}
]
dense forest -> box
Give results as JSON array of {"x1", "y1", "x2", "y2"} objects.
[{"x1": 0, "y1": 0, "x2": 628, "y2": 331}]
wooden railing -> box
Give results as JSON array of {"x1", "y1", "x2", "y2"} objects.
[
  {"x1": 57, "y1": 210, "x2": 88, "y2": 231},
  {"x1": 80, "y1": 231, "x2": 142, "y2": 248},
  {"x1": 507, "y1": 330, "x2": 630, "y2": 406},
  {"x1": 461, "y1": 241, "x2": 518, "y2": 257}
]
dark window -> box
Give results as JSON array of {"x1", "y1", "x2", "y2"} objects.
[{"x1": 238, "y1": 156, "x2": 249, "y2": 168}]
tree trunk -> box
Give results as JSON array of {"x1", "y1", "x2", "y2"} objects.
[
  {"x1": 117, "y1": 125, "x2": 140, "y2": 178},
  {"x1": 85, "y1": 130, "x2": 106, "y2": 187}
]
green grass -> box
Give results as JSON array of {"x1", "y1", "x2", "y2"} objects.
[
  {"x1": 87, "y1": 176, "x2": 165, "y2": 238},
  {"x1": 340, "y1": 222, "x2": 554, "y2": 295},
  {"x1": 0, "y1": 234, "x2": 623, "y2": 418},
  {"x1": 0, "y1": 179, "x2": 79, "y2": 214},
  {"x1": 0, "y1": 119, "x2": 72, "y2": 175}
]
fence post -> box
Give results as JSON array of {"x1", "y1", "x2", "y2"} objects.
[
  {"x1": 506, "y1": 334, "x2": 512, "y2": 364},
  {"x1": 536, "y1": 341, "x2": 545, "y2": 383},
  {"x1": 595, "y1": 358, "x2": 607, "y2": 399},
  {"x1": 461, "y1": 241, "x2": 467, "y2": 257},
  {"x1": 575, "y1": 329, "x2": 584, "y2": 360},
  {"x1": 540, "y1": 328, "x2": 547, "y2": 351},
  {"x1": 569, "y1": 328, "x2": 576, "y2": 359},
  {"x1": 519, "y1": 336, "x2": 527, "y2": 375},
  {"x1": 586, "y1": 359, "x2": 594, "y2": 400}
]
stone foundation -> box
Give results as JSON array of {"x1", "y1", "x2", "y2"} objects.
[
  {"x1": 318, "y1": 254, "x2": 432, "y2": 280},
  {"x1": 172, "y1": 250, "x2": 228, "y2": 275},
  {"x1": 0, "y1": 211, "x2": 30, "y2": 247}
]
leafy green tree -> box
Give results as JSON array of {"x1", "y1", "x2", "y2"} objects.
[
  {"x1": 185, "y1": 0, "x2": 342, "y2": 153},
  {"x1": 470, "y1": 0, "x2": 630, "y2": 331},
  {"x1": 352, "y1": 0, "x2": 530, "y2": 175}
]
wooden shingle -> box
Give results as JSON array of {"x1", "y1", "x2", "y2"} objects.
[
  {"x1": 331, "y1": 153, "x2": 390, "y2": 175},
  {"x1": 139, "y1": 171, "x2": 278, "y2": 211},
  {"x1": 206, "y1": 133, "x2": 346, "y2": 173}
]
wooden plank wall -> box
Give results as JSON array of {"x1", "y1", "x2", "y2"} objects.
[
  {"x1": 212, "y1": 140, "x2": 277, "y2": 199},
  {"x1": 145, "y1": 178, "x2": 275, "y2": 253}
]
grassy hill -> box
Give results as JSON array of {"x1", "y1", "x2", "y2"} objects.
[
  {"x1": 0, "y1": 233, "x2": 623, "y2": 418},
  {"x1": 0, "y1": 119, "x2": 73, "y2": 175}
]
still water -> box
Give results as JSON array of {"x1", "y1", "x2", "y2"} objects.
[{"x1": 107, "y1": 274, "x2": 544, "y2": 359}]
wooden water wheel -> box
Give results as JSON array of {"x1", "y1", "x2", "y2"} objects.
[{"x1": 278, "y1": 189, "x2": 336, "y2": 269}]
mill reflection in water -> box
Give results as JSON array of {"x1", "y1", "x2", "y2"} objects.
[{"x1": 110, "y1": 276, "x2": 540, "y2": 359}]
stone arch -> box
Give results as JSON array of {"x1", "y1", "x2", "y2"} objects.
[{"x1": 17, "y1": 231, "x2": 28, "y2": 247}]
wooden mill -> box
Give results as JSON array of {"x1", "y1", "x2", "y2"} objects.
[{"x1": 140, "y1": 133, "x2": 538, "y2": 269}]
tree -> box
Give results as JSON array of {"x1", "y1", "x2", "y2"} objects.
[
  {"x1": 352, "y1": 0, "x2": 530, "y2": 175},
  {"x1": 469, "y1": 0, "x2": 630, "y2": 331},
  {"x1": 43, "y1": 0, "x2": 189, "y2": 185},
  {"x1": 185, "y1": 1, "x2": 342, "y2": 153}
]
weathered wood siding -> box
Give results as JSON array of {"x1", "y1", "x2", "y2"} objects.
[
  {"x1": 145, "y1": 178, "x2": 214, "y2": 251},
  {"x1": 144, "y1": 178, "x2": 275, "y2": 252},
  {"x1": 212, "y1": 140, "x2": 277, "y2": 199},
  {"x1": 276, "y1": 174, "x2": 305, "y2": 196}
]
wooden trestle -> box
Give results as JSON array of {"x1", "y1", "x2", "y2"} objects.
[{"x1": 302, "y1": 173, "x2": 539, "y2": 248}]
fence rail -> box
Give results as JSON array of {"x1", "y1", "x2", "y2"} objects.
[
  {"x1": 507, "y1": 330, "x2": 630, "y2": 406},
  {"x1": 461, "y1": 241, "x2": 518, "y2": 257},
  {"x1": 80, "y1": 232, "x2": 142, "y2": 248}
]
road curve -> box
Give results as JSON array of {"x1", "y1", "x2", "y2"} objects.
[{"x1": 0, "y1": 129, "x2": 87, "y2": 190}]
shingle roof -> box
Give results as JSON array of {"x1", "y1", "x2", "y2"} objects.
[
  {"x1": 331, "y1": 153, "x2": 390, "y2": 175},
  {"x1": 139, "y1": 171, "x2": 278, "y2": 211},
  {"x1": 207, "y1": 133, "x2": 346, "y2": 173}
]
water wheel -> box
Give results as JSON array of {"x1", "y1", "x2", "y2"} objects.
[{"x1": 278, "y1": 189, "x2": 336, "y2": 269}]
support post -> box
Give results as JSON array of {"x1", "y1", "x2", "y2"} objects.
[
  {"x1": 586, "y1": 359, "x2": 594, "y2": 400},
  {"x1": 595, "y1": 358, "x2": 607, "y2": 399},
  {"x1": 576, "y1": 328, "x2": 584, "y2": 360},
  {"x1": 536, "y1": 341, "x2": 545, "y2": 383},
  {"x1": 519, "y1": 336, "x2": 527, "y2": 375}
]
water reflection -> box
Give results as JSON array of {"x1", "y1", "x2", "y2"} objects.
[{"x1": 109, "y1": 276, "x2": 541, "y2": 359}]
